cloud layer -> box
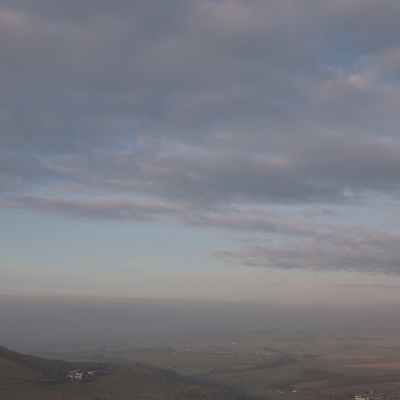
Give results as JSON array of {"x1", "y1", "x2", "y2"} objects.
[{"x1": 2, "y1": 1, "x2": 400, "y2": 274}]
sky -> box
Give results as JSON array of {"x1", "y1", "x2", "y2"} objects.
[{"x1": 2, "y1": 0, "x2": 400, "y2": 341}]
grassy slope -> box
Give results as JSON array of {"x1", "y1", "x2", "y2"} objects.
[
  {"x1": 0, "y1": 369, "x2": 178, "y2": 400},
  {"x1": 0, "y1": 357, "x2": 42, "y2": 384},
  {"x1": 0, "y1": 347, "x2": 236, "y2": 400},
  {"x1": 0, "y1": 367, "x2": 205, "y2": 400}
]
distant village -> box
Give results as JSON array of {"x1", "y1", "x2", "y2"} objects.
[
  {"x1": 66, "y1": 368, "x2": 101, "y2": 382},
  {"x1": 354, "y1": 391, "x2": 389, "y2": 400}
]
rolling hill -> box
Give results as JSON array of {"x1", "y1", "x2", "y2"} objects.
[{"x1": 0, "y1": 346, "x2": 241, "y2": 400}]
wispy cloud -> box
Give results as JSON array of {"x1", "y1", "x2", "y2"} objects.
[{"x1": 215, "y1": 228, "x2": 400, "y2": 275}]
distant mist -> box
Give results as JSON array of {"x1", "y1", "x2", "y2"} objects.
[{"x1": 1, "y1": 296, "x2": 400, "y2": 350}]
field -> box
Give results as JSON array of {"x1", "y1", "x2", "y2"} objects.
[{"x1": 4, "y1": 329, "x2": 400, "y2": 400}]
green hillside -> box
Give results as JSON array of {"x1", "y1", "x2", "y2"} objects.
[
  {"x1": 0, "y1": 356, "x2": 42, "y2": 384},
  {"x1": 0, "y1": 346, "x2": 72, "y2": 377},
  {"x1": 0, "y1": 346, "x2": 73, "y2": 386},
  {"x1": 0, "y1": 346, "x2": 240, "y2": 400}
]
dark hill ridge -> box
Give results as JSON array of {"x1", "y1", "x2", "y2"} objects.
[{"x1": 0, "y1": 345, "x2": 72, "y2": 375}]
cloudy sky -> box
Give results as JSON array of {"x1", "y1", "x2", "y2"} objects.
[{"x1": 2, "y1": 0, "x2": 400, "y2": 315}]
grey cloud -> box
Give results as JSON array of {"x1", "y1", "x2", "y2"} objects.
[
  {"x1": 295, "y1": 136, "x2": 400, "y2": 192},
  {"x1": 2, "y1": 1, "x2": 400, "y2": 275},
  {"x1": 6, "y1": 192, "x2": 400, "y2": 276},
  {"x1": 177, "y1": 206, "x2": 341, "y2": 238},
  {"x1": 11, "y1": 134, "x2": 399, "y2": 206},
  {"x1": 216, "y1": 229, "x2": 400, "y2": 275},
  {"x1": 0, "y1": 195, "x2": 326, "y2": 236},
  {"x1": 0, "y1": 196, "x2": 183, "y2": 221}
]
